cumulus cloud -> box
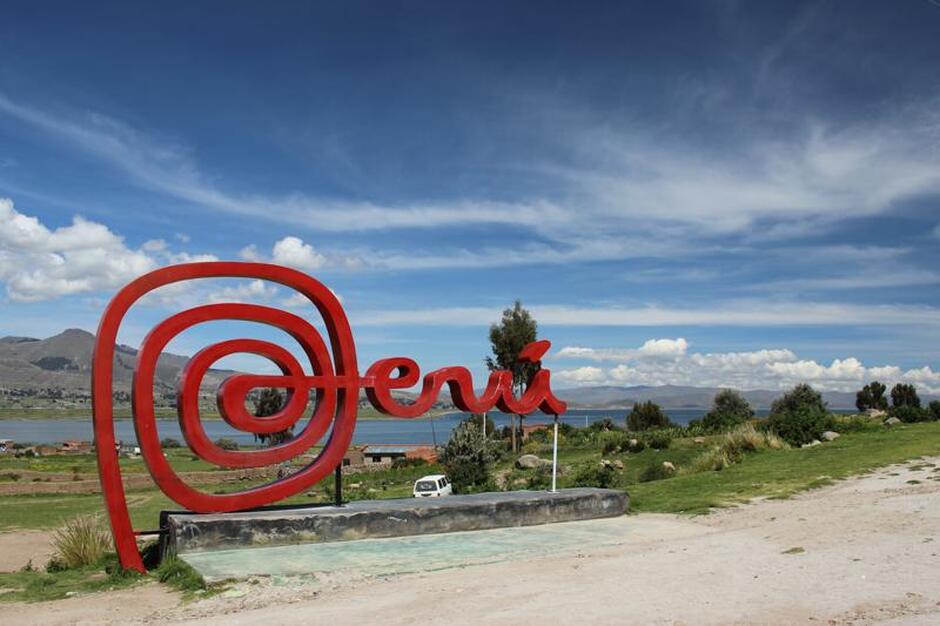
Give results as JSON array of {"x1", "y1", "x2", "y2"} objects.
[
  {"x1": 552, "y1": 340, "x2": 940, "y2": 393},
  {"x1": 0, "y1": 198, "x2": 157, "y2": 301},
  {"x1": 239, "y1": 236, "x2": 365, "y2": 271},
  {"x1": 271, "y1": 236, "x2": 326, "y2": 270},
  {"x1": 557, "y1": 338, "x2": 689, "y2": 361},
  {"x1": 206, "y1": 279, "x2": 277, "y2": 304}
]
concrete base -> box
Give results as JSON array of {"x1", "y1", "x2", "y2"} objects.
[{"x1": 164, "y1": 488, "x2": 628, "y2": 555}]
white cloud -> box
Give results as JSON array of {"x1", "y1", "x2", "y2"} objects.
[
  {"x1": 557, "y1": 338, "x2": 688, "y2": 361},
  {"x1": 0, "y1": 198, "x2": 157, "y2": 301},
  {"x1": 142, "y1": 238, "x2": 167, "y2": 252},
  {"x1": 271, "y1": 236, "x2": 326, "y2": 271},
  {"x1": 238, "y1": 244, "x2": 260, "y2": 261},
  {"x1": 552, "y1": 340, "x2": 940, "y2": 393},
  {"x1": 206, "y1": 279, "x2": 278, "y2": 304}
]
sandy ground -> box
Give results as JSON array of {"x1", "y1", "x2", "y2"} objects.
[
  {"x1": 4, "y1": 457, "x2": 940, "y2": 625},
  {"x1": 0, "y1": 529, "x2": 54, "y2": 572}
]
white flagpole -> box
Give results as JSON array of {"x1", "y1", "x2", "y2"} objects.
[{"x1": 551, "y1": 414, "x2": 559, "y2": 492}]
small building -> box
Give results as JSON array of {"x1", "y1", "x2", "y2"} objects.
[
  {"x1": 342, "y1": 447, "x2": 366, "y2": 467},
  {"x1": 115, "y1": 440, "x2": 140, "y2": 457},
  {"x1": 60, "y1": 440, "x2": 93, "y2": 454},
  {"x1": 361, "y1": 444, "x2": 438, "y2": 465},
  {"x1": 0, "y1": 439, "x2": 13, "y2": 453},
  {"x1": 520, "y1": 423, "x2": 550, "y2": 441}
]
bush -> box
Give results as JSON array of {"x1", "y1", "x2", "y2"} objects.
[
  {"x1": 700, "y1": 389, "x2": 754, "y2": 433},
  {"x1": 766, "y1": 384, "x2": 832, "y2": 446},
  {"x1": 627, "y1": 401, "x2": 672, "y2": 431},
  {"x1": 639, "y1": 461, "x2": 676, "y2": 482},
  {"x1": 391, "y1": 457, "x2": 428, "y2": 469},
  {"x1": 50, "y1": 515, "x2": 111, "y2": 569},
  {"x1": 160, "y1": 437, "x2": 182, "y2": 449},
  {"x1": 690, "y1": 446, "x2": 735, "y2": 472},
  {"x1": 888, "y1": 405, "x2": 930, "y2": 423},
  {"x1": 214, "y1": 437, "x2": 239, "y2": 451},
  {"x1": 643, "y1": 430, "x2": 673, "y2": 450},
  {"x1": 587, "y1": 417, "x2": 618, "y2": 432},
  {"x1": 571, "y1": 462, "x2": 618, "y2": 488},
  {"x1": 831, "y1": 414, "x2": 880, "y2": 433},
  {"x1": 440, "y1": 418, "x2": 499, "y2": 493}
]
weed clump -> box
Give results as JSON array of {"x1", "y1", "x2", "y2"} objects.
[{"x1": 50, "y1": 514, "x2": 112, "y2": 569}]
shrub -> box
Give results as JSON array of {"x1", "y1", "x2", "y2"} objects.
[
  {"x1": 587, "y1": 417, "x2": 618, "y2": 432},
  {"x1": 766, "y1": 384, "x2": 832, "y2": 446},
  {"x1": 690, "y1": 446, "x2": 735, "y2": 472},
  {"x1": 391, "y1": 457, "x2": 428, "y2": 469},
  {"x1": 214, "y1": 437, "x2": 239, "y2": 451},
  {"x1": 888, "y1": 405, "x2": 930, "y2": 423},
  {"x1": 700, "y1": 389, "x2": 754, "y2": 433},
  {"x1": 571, "y1": 462, "x2": 618, "y2": 488},
  {"x1": 643, "y1": 430, "x2": 672, "y2": 450},
  {"x1": 627, "y1": 401, "x2": 672, "y2": 431},
  {"x1": 440, "y1": 418, "x2": 499, "y2": 493},
  {"x1": 160, "y1": 437, "x2": 182, "y2": 449},
  {"x1": 50, "y1": 514, "x2": 111, "y2": 569},
  {"x1": 155, "y1": 557, "x2": 207, "y2": 593},
  {"x1": 638, "y1": 461, "x2": 676, "y2": 482}
]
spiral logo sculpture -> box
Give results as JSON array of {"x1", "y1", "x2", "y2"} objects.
[{"x1": 92, "y1": 262, "x2": 566, "y2": 571}]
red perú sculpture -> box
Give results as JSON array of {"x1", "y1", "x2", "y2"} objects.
[{"x1": 92, "y1": 262, "x2": 567, "y2": 572}]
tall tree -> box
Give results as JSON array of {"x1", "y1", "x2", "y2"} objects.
[
  {"x1": 701, "y1": 389, "x2": 754, "y2": 432},
  {"x1": 855, "y1": 381, "x2": 888, "y2": 412},
  {"x1": 486, "y1": 300, "x2": 538, "y2": 453},
  {"x1": 890, "y1": 383, "x2": 921, "y2": 409},
  {"x1": 252, "y1": 388, "x2": 294, "y2": 446}
]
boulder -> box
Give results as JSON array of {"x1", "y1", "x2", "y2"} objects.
[
  {"x1": 884, "y1": 417, "x2": 902, "y2": 426},
  {"x1": 821, "y1": 431, "x2": 840, "y2": 442},
  {"x1": 867, "y1": 408, "x2": 887, "y2": 419},
  {"x1": 693, "y1": 437, "x2": 706, "y2": 444},
  {"x1": 801, "y1": 440, "x2": 821, "y2": 448},
  {"x1": 613, "y1": 460, "x2": 624, "y2": 470},
  {"x1": 516, "y1": 454, "x2": 551, "y2": 469},
  {"x1": 662, "y1": 461, "x2": 676, "y2": 473}
]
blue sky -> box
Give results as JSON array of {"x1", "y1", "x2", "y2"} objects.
[{"x1": 1, "y1": 1, "x2": 939, "y2": 393}]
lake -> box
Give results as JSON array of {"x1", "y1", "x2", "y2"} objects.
[{"x1": 0, "y1": 408, "x2": 857, "y2": 446}]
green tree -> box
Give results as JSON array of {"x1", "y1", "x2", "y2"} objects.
[
  {"x1": 486, "y1": 300, "x2": 538, "y2": 453},
  {"x1": 627, "y1": 401, "x2": 672, "y2": 431},
  {"x1": 890, "y1": 383, "x2": 921, "y2": 409},
  {"x1": 766, "y1": 383, "x2": 831, "y2": 446},
  {"x1": 252, "y1": 388, "x2": 294, "y2": 446},
  {"x1": 701, "y1": 389, "x2": 754, "y2": 432},
  {"x1": 928, "y1": 400, "x2": 940, "y2": 421},
  {"x1": 439, "y1": 418, "x2": 498, "y2": 493},
  {"x1": 855, "y1": 381, "x2": 888, "y2": 411}
]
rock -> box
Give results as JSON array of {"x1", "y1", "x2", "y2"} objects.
[
  {"x1": 867, "y1": 408, "x2": 887, "y2": 419},
  {"x1": 821, "y1": 431, "x2": 840, "y2": 442},
  {"x1": 801, "y1": 440, "x2": 821, "y2": 448},
  {"x1": 515, "y1": 454, "x2": 551, "y2": 469},
  {"x1": 662, "y1": 461, "x2": 676, "y2": 473},
  {"x1": 884, "y1": 417, "x2": 902, "y2": 426},
  {"x1": 628, "y1": 439, "x2": 639, "y2": 448},
  {"x1": 613, "y1": 460, "x2": 624, "y2": 470},
  {"x1": 693, "y1": 437, "x2": 706, "y2": 444}
]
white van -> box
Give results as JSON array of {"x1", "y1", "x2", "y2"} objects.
[{"x1": 413, "y1": 474, "x2": 453, "y2": 497}]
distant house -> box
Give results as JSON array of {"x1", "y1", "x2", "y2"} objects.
[
  {"x1": 60, "y1": 440, "x2": 93, "y2": 454},
  {"x1": 342, "y1": 447, "x2": 366, "y2": 467},
  {"x1": 520, "y1": 423, "x2": 550, "y2": 441},
  {"x1": 361, "y1": 444, "x2": 438, "y2": 464},
  {"x1": 0, "y1": 439, "x2": 13, "y2": 453}
]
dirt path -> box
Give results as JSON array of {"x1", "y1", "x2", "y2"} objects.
[
  {"x1": 0, "y1": 529, "x2": 54, "y2": 572},
  {"x1": 4, "y1": 457, "x2": 940, "y2": 625}
]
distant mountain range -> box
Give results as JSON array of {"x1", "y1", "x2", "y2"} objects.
[
  {"x1": 553, "y1": 384, "x2": 865, "y2": 409},
  {"x1": 2, "y1": 330, "x2": 933, "y2": 410},
  {"x1": 0, "y1": 329, "x2": 236, "y2": 403}
]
